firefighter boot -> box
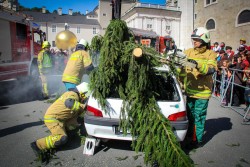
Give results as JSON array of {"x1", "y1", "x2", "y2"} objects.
[{"x1": 30, "y1": 142, "x2": 47, "y2": 163}]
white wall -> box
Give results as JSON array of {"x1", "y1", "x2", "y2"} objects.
[
  {"x1": 39, "y1": 23, "x2": 101, "y2": 49},
  {"x1": 179, "y1": 0, "x2": 194, "y2": 50},
  {"x1": 125, "y1": 13, "x2": 181, "y2": 47}
]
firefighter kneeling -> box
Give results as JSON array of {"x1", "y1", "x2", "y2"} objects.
[{"x1": 30, "y1": 82, "x2": 90, "y2": 161}]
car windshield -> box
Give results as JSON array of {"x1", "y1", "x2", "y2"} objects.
[{"x1": 107, "y1": 73, "x2": 180, "y2": 101}]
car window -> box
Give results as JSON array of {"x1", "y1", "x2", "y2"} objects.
[
  {"x1": 154, "y1": 74, "x2": 180, "y2": 101},
  {"x1": 107, "y1": 73, "x2": 180, "y2": 101}
]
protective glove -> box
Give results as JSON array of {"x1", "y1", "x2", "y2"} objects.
[{"x1": 187, "y1": 59, "x2": 198, "y2": 68}]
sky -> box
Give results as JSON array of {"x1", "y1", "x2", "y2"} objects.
[{"x1": 18, "y1": 0, "x2": 166, "y2": 14}]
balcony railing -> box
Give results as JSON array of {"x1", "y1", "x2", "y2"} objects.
[{"x1": 135, "y1": 3, "x2": 180, "y2": 11}]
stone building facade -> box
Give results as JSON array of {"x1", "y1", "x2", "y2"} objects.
[{"x1": 194, "y1": 0, "x2": 250, "y2": 50}]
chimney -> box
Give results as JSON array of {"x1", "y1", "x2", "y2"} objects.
[
  {"x1": 86, "y1": 10, "x2": 88, "y2": 15},
  {"x1": 68, "y1": 9, "x2": 73, "y2": 15},
  {"x1": 12, "y1": 4, "x2": 16, "y2": 11},
  {"x1": 58, "y1": 7, "x2": 62, "y2": 15},
  {"x1": 42, "y1": 6, "x2": 46, "y2": 13}
]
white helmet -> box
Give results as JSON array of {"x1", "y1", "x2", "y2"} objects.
[
  {"x1": 79, "y1": 39, "x2": 88, "y2": 47},
  {"x1": 191, "y1": 27, "x2": 210, "y2": 43},
  {"x1": 76, "y1": 82, "x2": 90, "y2": 99}
]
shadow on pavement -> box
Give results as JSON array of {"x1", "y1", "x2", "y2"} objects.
[
  {"x1": 0, "y1": 106, "x2": 9, "y2": 110},
  {"x1": 94, "y1": 140, "x2": 133, "y2": 154},
  {"x1": 59, "y1": 135, "x2": 82, "y2": 151},
  {"x1": 181, "y1": 117, "x2": 233, "y2": 154},
  {"x1": 0, "y1": 121, "x2": 43, "y2": 138},
  {"x1": 203, "y1": 117, "x2": 232, "y2": 145}
]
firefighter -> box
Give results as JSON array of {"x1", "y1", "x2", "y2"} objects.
[
  {"x1": 30, "y1": 82, "x2": 90, "y2": 161},
  {"x1": 38, "y1": 41, "x2": 53, "y2": 99},
  {"x1": 179, "y1": 27, "x2": 217, "y2": 148},
  {"x1": 62, "y1": 39, "x2": 94, "y2": 91}
]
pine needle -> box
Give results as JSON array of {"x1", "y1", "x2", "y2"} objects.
[
  {"x1": 116, "y1": 156, "x2": 128, "y2": 161},
  {"x1": 54, "y1": 161, "x2": 63, "y2": 166},
  {"x1": 133, "y1": 154, "x2": 142, "y2": 160},
  {"x1": 226, "y1": 143, "x2": 240, "y2": 147},
  {"x1": 239, "y1": 158, "x2": 249, "y2": 164},
  {"x1": 208, "y1": 161, "x2": 214, "y2": 163}
]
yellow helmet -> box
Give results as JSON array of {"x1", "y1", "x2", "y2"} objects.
[
  {"x1": 240, "y1": 38, "x2": 246, "y2": 42},
  {"x1": 42, "y1": 41, "x2": 51, "y2": 49}
]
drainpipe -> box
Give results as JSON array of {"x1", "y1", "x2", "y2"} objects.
[
  {"x1": 46, "y1": 22, "x2": 48, "y2": 41},
  {"x1": 193, "y1": 0, "x2": 194, "y2": 30}
]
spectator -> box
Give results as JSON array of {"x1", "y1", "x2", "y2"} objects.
[
  {"x1": 242, "y1": 52, "x2": 249, "y2": 70},
  {"x1": 226, "y1": 55, "x2": 245, "y2": 106},
  {"x1": 239, "y1": 45, "x2": 246, "y2": 53},
  {"x1": 215, "y1": 51, "x2": 229, "y2": 97},
  {"x1": 225, "y1": 46, "x2": 235, "y2": 61},
  {"x1": 240, "y1": 38, "x2": 247, "y2": 49},
  {"x1": 54, "y1": 49, "x2": 68, "y2": 74},
  {"x1": 220, "y1": 42, "x2": 226, "y2": 51},
  {"x1": 216, "y1": 50, "x2": 228, "y2": 66},
  {"x1": 220, "y1": 60, "x2": 231, "y2": 104},
  {"x1": 243, "y1": 68, "x2": 250, "y2": 111},
  {"x1": 213, "y1": 42, "x2": 221, "y2": 53}
]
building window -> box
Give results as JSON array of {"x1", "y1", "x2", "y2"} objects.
[
  {"x1": 238, "y1": 9, "x2": 250, "y2": 24},
  {"x1": 16, "y1": 23, "x2": 27, "y2": 40},
  {"x1": 195, "y1": 0, "x2": 197, "y2": 3},
  {"x1": 194, "y1": 13, "x2": 197, "y2": 20},
  {"x1": 77, "y1": 27, "x2": 80, "y2": 34},
  {"x1": 205, "y1": 0, "x2": 217, "y2": 6},
  {"x1": 103, "y1": 13, "x2": 106, "y2": 16},
  {"x1": 206, "y1": 19, "x2": 215, "y2": 30},
  {"x1": 52, "y1": 41, "x2": 56, "y2": 47},
  {"x1": 166, "y1": 25, "x2": 171, "y2": 30},
  {"x1": 52, "y1": 25, "x2": 56, "y2": 33},
  {"x1": 147, "y1": 24, "x2": 152, "y2": 29},
  {"x1": 93, "y1": 27, "x2": 97, "y2": 34}
]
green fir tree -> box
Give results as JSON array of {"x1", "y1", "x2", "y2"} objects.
[{"x1": 89, "y1": 19, "x2": 193, "y2": 167}]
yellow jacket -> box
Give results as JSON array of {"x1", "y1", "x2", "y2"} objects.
[
  {"x1": 44, "y1": 91, "x2": 85, "y2": 122},
  {"x1": 179, "y1": 47, "x2": 217, "y2": 99},
  {"x1": 37, "y1": 50, "x2": 53, "y2": 74},
  {"x1": 62, "y1": 50, "x2": 92, "y2": 84}
]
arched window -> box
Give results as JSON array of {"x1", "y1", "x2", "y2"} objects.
[
  {"x1": 206, "y1": 19, "x2": 215, "y2": 30},
  {"x1": 238, "y1": 10, "x2": 250, "y2": 24}
]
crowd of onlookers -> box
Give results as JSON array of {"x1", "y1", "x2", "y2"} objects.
[
  {"x1": 49, "y1": 48, "x2": 69, "y2": 74},
  {"x1": 212, "y1": 39, "x2": 250, "y2": 110}
]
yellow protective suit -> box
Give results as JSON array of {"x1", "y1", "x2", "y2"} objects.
[
  {"x1": 179, "y1": 46, "x2": 217, "y2": 143},
  {"x1": 37, "y1": 50, "x2": 53, "y2": 97},
  {"x1": 36, "y1": 91, "x2": 85, "y2": 150},
  {"x1": 62, "y1": 50, "x2": 92, "y2": 85},
  {"x1": 179, "y1": 47, "x2": 217, "y2": 99}
]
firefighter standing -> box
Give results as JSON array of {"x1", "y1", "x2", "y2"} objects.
[
  {"x1": 30, "y1": 82, "x2": 90, "y2": 161},
  {"x1": 62, "y1": 39, "x2": 93, "y2": 91},
  {"x1": 179, "y1": 27, "x2": 217, "y2": 148},
  {"x1": 38, "y1": 41, "x2": 53, "y2": 99}
]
